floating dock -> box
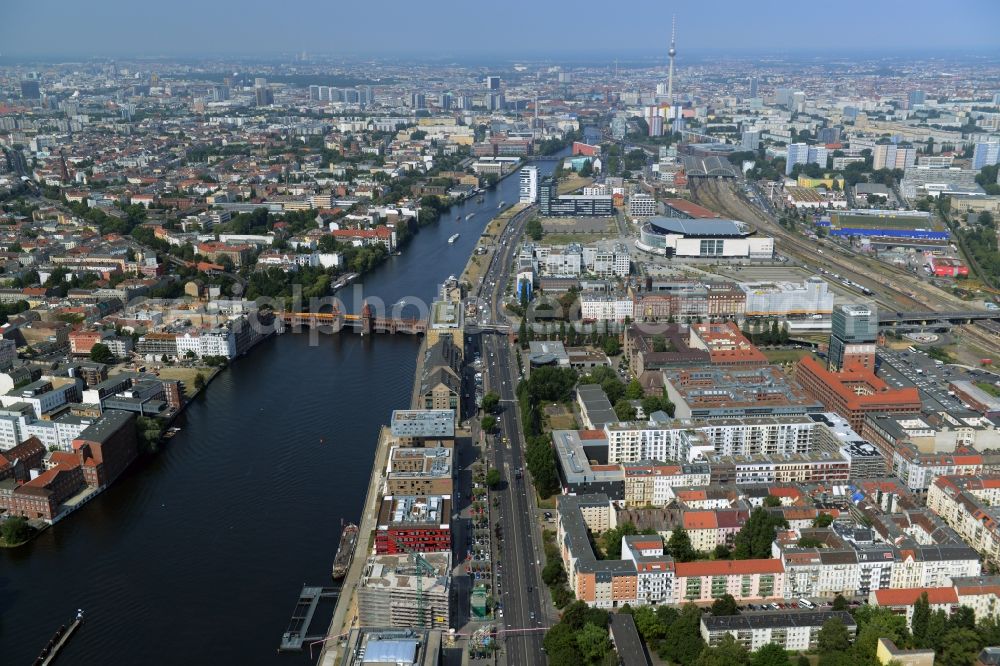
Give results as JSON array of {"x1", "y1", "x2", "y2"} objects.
[{"x1": 279, "y1": 586, "x2": 340, "y2": 652}]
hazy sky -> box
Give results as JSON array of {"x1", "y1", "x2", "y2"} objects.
[{"x1": 6, "y1": 0, "x2": 1000, "y2": 57}]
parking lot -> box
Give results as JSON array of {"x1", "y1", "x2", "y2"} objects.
[{"x1": 878, "y1": 347, "x2": 973, "y2": 413}]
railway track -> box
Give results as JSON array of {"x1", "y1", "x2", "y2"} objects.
[{"x1": 687, "y1": 178, "x2": 948, "y2": 313}]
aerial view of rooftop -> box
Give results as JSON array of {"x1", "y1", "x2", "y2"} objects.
[{"x1": 3, "y1": 1, "x2": 1000, "y2": 665}]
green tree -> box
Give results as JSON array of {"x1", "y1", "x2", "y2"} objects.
[
  {"x1": 911, "y1": 592, "x2": 931, "y2": 647},
  {"x1": 852, "y1": 606, "x2": 909, "y2": 659},
  {"x1": 751, "y1": 643, "x2": 790, "y2": 666},
  {"x1": 194, "y1": 373, "x2": 206, "y2": 391},
  {"x1": 614, "y1": 399, "x2": 637, "y2": 421},
  {"x1": 711, "y1": 594, "x2": 740, "y2": 616},
  {"x1": 632, "y1": 605, "x2": 666, "y2": 641},
  {"x1": 816, "y1": 617, "x2": 851, "y2": 654},
  {"x1": 832, "y1": 593, "x2": 848, "y2": 612},
  {"x1": 602, "y1": 337, "x2": 621, "y2": 356},
  {"x1": 89, "y1": 342, "x2": 114, "y2": 364},
  {"x1": 668, "y1": 527, "x2": 696, "y2": 562},
  {"x1": 576, "y1": 623, "x2": 611, "y2": 663},
  {"x1": 733, "y1": 507, "x2": 789, "y2": 559},
  {"x1": 661, "y1": 604, "x2": 706, "y2": 666},
  {"x1": 641, "y1": 396, "x2": 664, "y2": 417},
  {"x1": 926, "y1": 609, "x2": 949, "y2": 652},
  {"x1": 526, "y1": 217, "x2": 544, "y2": 241},
  {"x1": 763, "y1": 495, "x2": 782, "y2": 508},
  {"x1": 600, "y1": 522, "x2": 637, "y2": 559},
  {"x1": 480, "y1": 415, "x2": 498, "y2": 433},
  {"x1": 485, "y1": 468, "x2": 501, "y2": 488},
  {"x1": 544, "y1": 621, "x2": 582, "y2": 665},
  {"x1": 624, "y1": 378, "x2": 644, "y2": 400},
  {"x1": 813, "y1": 513, "x2": 834, "y2": 528},
  {"x1": 1, "y1": 516, "x2": 33, "y2": 544},
  {"x1": 696, "y1": 634, "x2": 749, "y2": 666},
  {"x1": 950, "y1": 605, "x2": 976, "y2": 631},
  {"x1": 938, "y1": 627, "x2": 982, "y2": 666},
  {"x1": 481, "y1": 392, "x2": 500, "y2": 414}
]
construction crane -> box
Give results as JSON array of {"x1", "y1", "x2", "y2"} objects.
[{"x1": 389, "y1": 535, "x2": 437, "y2": 628}]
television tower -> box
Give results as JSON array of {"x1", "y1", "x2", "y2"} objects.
[{"x1": 667, "y1": 15, "x2": 677, "y2": 103}]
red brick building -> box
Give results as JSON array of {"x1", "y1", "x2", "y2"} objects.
[
  {"x1": 161, "y1": 379, "x2": 185, "y2": 409},
  {"x1": 2, "y1": 464, "x2": 85, "y2": 521},
  {"x1": 71, "y1": 410, "x2": 138, "y2": 488},
  {"x1": 0, "y1": 437, "x2": 46, "y2": 482},
  {"x1": 572, "y1": 142, "x2": 600, "y2": 157},
  {"x1": 375, "y1": 495, "x2": 451, "y2": 555},
  {"x1": 69, "y1": 330, "x2": 110, "y2": 355},
  {"x1": 796, "y1": 356, "x2": 922, "y2": 431}
]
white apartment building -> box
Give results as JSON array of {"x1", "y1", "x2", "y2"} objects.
[
  {"x1": 628, "y1": 194, "x2": 658, "y2": 218},
  {"x1": 740, "y1": 277, "x2": 833, "y2": 317},
  {"x1": 519, "y1": 166, "x2": 538, "y2": 203},
  {"x1": 579, "y1": 295, "x2": 634, "y2": 323},
  {"x1": 927, "y1": 475, "x2": 1000, "y2": 563},
  {"x1": 701, "y1": 417, "x2": 816, "y2": 457},
  {"x1": 604, "y1": 423, "x2": 696, "y2": 464}
]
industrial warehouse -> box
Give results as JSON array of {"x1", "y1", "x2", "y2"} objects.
[{"x1": 821, "y1": 209, "x2": 951, "y2": 250}]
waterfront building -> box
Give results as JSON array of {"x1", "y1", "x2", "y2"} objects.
[
  {"x1": 375, "y1": 494, "x2": 452, "y2": 555},
  {"x1": 519, "y1": 166, "x2": 538, "y2": 203},
  {"x1": 538, "y1": 177, "x2": 614, "y2": 217},
  {"x1": 358, "y1": 551, "x2": 451, "y2": 630}
]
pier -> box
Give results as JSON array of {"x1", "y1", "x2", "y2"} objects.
[
  {"x1": 36, "y1": 611, "x2": 83, "y2": 665},
  {"x1": 279, "y1": 586, "x2": 341, "y2": 652},
  {"x1": 280, "y1": 303, "x2": 427, "y2": 336}
]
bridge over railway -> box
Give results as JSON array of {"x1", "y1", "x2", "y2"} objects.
[
  {"x1": 280, "y1": 303, "x2": 427, "y2": 335},
  {"x1": 879, "y1": 311, "x2": 1000, "y2": 326}
]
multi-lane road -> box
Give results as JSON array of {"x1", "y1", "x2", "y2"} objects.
[{"x1": 471, "y1": 201, "x2": 548, "y2": 664}]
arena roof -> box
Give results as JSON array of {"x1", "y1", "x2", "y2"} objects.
[
  {"x1": 648, "y1": 217, "x2": 750, "y2": 237},
  {"x1": 681, "y1": 155, "x2": 739, "y2": 178}
]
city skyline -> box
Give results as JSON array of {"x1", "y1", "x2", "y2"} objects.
[{"x1": 6, "y1": 0, "x2": 1000, "y2": 57}]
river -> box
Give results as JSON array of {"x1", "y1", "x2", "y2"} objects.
[{"x1": 0, "y1": 153, "x2": 563, "y2": 665}]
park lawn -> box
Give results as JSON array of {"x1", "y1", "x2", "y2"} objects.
[
  {"x1": 557, "y1": 175, "x2": 594, "y2": 195},
  {"x1": 542, "y1": 230, "x2": 619, "y2": 245},
  {"x1": 546, "y1": 411, "x2": 578, "y2": 430},
  {"x1": 157, "y1": 366, "x2": 217, "y2": 398}
]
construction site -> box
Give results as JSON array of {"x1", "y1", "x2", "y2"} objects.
[{"x1": 357, "y1": 551, "x2": 452, "y2": 631}]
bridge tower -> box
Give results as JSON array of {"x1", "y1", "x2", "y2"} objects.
[{"x1": 360, "y1": 302, "x2": 374, "y2": 336}]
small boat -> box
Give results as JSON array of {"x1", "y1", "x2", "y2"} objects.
[
  {"x1": 332, "y1": 523, "x2": 359, "y2": 580},
  {"x1": 498, "y1": 201, "x2": 505, "y2": 209},
  {"x1": 455, "y1": 215, "x2": 461, "y2": 220},
  {"x1": 448, "y1": 234, "x2": 460, "y2": 244},
  {"x1": 466, "y1": 213, "x2": 475, "y2": 220}
]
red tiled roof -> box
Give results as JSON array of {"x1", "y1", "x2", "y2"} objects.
[
  {"x1": 683, "y1": 511, "x2": 718, "y2": 530},
  {"x1": 874, "y1": 588, "x2": 958, "y2": 605},
  {"x1": 675, "y1": 559, "x2": 783, "y2": 577}
]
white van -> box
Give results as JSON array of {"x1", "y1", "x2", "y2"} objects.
[{"x1": 798, "y1": 598, "x2": 816, "y2": 609}]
